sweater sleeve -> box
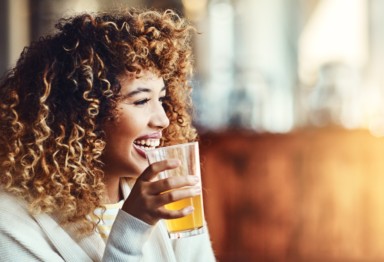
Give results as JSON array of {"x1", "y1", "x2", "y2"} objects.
[
  {"x1": 171, "y1": 224, "x2": 217, "y2": 262},
  {"x1": 103, "y1": 209, "x2": 154, "y2": 262}
]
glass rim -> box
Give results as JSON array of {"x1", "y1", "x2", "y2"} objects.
[{"x1": 146, "y1": 141, "x2": 198, "y2": 153}]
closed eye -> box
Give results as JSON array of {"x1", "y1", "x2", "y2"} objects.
[{"x1": 133, "y1": 98, "x2": 150, "y2": 106}]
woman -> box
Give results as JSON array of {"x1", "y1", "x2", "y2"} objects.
[{"x1": 0, "y1": 8, "x2": 215, "y2": 261}]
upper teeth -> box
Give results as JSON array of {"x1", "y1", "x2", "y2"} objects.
[{"x1": 134, "y1": 139, "x2": 160, "y2": 148}]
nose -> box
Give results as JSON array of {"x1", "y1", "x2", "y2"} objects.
[{"x1": 150, "y1": 102, "x2": 170, "y2": 130}]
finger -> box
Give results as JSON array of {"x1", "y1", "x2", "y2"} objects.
[
  {"x1": 140, "y1": 159, "x2": 180, "y2": 182},
  {"x1": 153, "y1": 186, "x2": 202, "y2": 207},
  {"x1": 147, "y1": 175, "x2": 200, "y2": 195},
  {"x1": 156, "y1": 206, "x2": 195, "y2": 220}
]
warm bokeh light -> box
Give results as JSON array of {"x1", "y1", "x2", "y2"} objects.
[
  {"x1": 299, "y1": 0, "x2": 368, "y2": 84},
  {"x1": 7, "y1": 0, "x2": 29, "y2": 69},
  {"x1": 182, "y1": 0, "x2": 208, "y2": 20}
]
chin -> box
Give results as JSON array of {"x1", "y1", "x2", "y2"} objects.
[{"x1": 129, "y1": 160, "x2": 150, "y2": 178}]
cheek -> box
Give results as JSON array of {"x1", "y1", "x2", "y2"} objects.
[
  {"x1": 112, "y1": 110, "x2": 147, "y2": 141},
  {"x1": 104, "y1": 105, "x2": 150, "y2": 148}
]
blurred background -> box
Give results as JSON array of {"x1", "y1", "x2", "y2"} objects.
[{"x1": 1, "y1": 0, "x2": 384, "y2": 261}]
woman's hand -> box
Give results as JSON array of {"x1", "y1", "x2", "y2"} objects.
[{"x1": 121, "y1": 159, "x2": 201, "y2": 225}]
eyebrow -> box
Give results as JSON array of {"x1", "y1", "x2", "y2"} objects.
[{"x1": 125, "y1": 86, "x2": 166, "y2": 97}]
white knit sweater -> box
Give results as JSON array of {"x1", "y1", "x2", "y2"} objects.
[{"x1": 0, "y1": 181, "x2": 216, "y2": 262}]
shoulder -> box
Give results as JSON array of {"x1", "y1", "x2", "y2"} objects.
[
  {"x1": 0, "y1": 190, "x2": 30, "y2": 216},
  {"x1": 0, "y1": 190, "x2": 28, "y2": 214},
  {"x1": 0, "y1": 190, "x2": 40, "y2": 232},
  {"x1": 0, "y1": 190, "x2": 55, "y2": 245},
  {"x1": 0, "y1": 190, "x2": 66, "y2": 261}
]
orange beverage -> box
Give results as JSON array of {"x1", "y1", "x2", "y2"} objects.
[{"x1": 165, "y1": 195, "x2": 204, "y2": 233}]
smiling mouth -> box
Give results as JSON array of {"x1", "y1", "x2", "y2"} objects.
[{"x1": 133, "y1": 139, "x2": 161, "y2": 151}]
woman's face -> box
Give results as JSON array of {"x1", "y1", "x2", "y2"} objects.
[{"x1": 102, "y1": 70, "x2": 170, "y2": 178}]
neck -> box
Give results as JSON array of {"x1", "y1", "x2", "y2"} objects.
[{"x1": 103, "y1": 175, "x2": 122, "y2": 204}]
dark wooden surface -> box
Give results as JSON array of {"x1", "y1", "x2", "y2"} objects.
[{"x1": 200, "y1": 128, "x2": 384, "y2": 262}]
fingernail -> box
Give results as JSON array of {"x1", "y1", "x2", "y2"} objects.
[
  {"x1": 191, "y1": 176, "x2": 200, "y2": 183},
  {"x1": 192, "y1": 186, "x2": 202, "y2": 196},
  {"x1": 184, "y1": 206, "x2": 194, "y2": 214},
  {"x1": 168, "y1": 159, "x2": 180, "y2": 167}
]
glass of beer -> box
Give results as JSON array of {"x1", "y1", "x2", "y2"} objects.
[{"x1": 146, "y1": 142, "x2": 206, "y2": 239}]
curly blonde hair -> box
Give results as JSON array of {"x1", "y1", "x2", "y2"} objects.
[{"x1": 0, "y1": 8, "x2": 197, "y2": 235}]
